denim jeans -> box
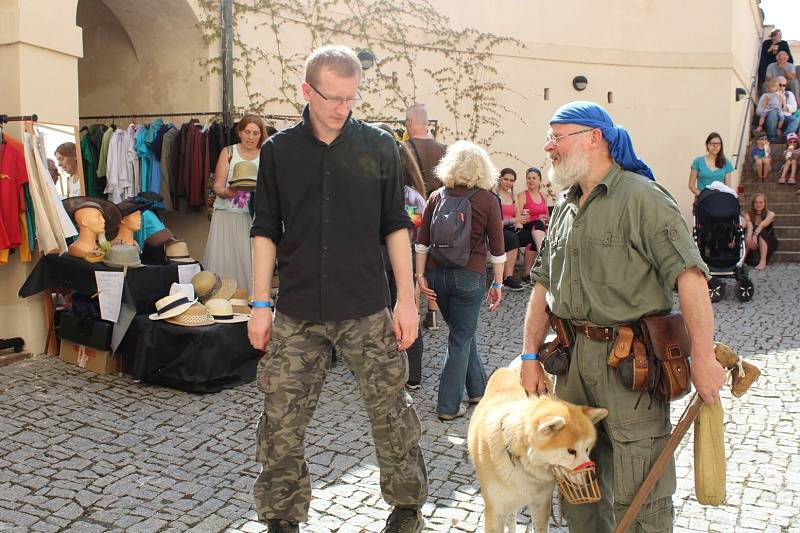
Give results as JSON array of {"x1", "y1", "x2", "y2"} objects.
[
  {"x1": 765, "y1": 109, "x2": 800, "y2": 141},
  {"x1": 426, "y1": 267, "x2": 488, "y2": 416}
]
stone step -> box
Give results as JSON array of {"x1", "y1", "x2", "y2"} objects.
[
  {"x1": 773, "y1": 226, "x2": 800, "y2": 238},
  {"x1": 740, "y1": 191, "x2": 799, "y2": 203},
  {"x1": 775, "y1": 237, "x2": 800, "y2": 252},
  {"x1": 774, "y1": 213, "x2": 800, "y2": 225},
  {"x1": 737, "y1": 202, "x2": 800, "y2": 214},
  {"x1": 772, "y1": 250, "x2": 800, "y2": 262}
]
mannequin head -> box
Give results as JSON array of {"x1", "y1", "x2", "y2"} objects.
[
  {"x1": 74, "y1": 206, "x2": 106, "y2": 234},
  {"x1": 115, "y1": 210, "x2": 141, "y2": 245}
]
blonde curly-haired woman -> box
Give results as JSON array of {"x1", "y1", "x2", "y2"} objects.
[{"x1": 415, "y1": 140, "x2": 506, "y2": 420}]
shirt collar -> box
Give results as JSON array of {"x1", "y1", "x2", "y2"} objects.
[
  {"x1": 564, "y1": 162, "x2": 624, "y2": 204},
  {"x1": 300, "y1": 104, "x2": 355, "y2": 146}
]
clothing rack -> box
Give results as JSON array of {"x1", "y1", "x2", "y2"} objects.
[
  {"x1": 0, "y1": 113, "x2": 39, "y2": 123},
  {"x1": 79, "y1": 111, "x2": 301, "y2": 122}
]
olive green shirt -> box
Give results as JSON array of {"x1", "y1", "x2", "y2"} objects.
[{"x1": 532, "y1": 163, "x2": 709, "y2": 326}]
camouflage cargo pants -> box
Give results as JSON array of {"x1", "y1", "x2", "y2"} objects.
[
  {"x1": 253, "y1": 309, "x2": 429, "y2": 523},
  {"x1": 556, "y1": 335, "x2": 675, "y2": 533}
]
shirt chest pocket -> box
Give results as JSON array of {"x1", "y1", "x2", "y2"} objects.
[{"x1": 585, "y1": 231, "x2": 629, "y2": 286}]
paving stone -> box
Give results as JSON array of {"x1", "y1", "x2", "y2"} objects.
[{"x1": 0, "y1": 265, "x2": 798, "y2": 532}]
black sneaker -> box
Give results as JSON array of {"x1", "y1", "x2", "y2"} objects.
[
  {"x1": 423, "y1": 310, "x2": 440, "y2": 331},
  {"x1": 266, "y1": 519, "x2": 300, "y2": 533},
  {"x1": 405, "y1": 381, "x2": 421, "y2": 391},
  {"x1": 520, "y1": 276, "x2": 533, "y2": 288},
  {"x1": 502, "y1": 276, "x2": 524, "y2": 292},
  {"x1": 381, "y1": 507, "x2": 424, "y2": 533}
]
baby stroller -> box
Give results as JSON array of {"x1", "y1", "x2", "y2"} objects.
[{"x1": 693, "y1": 188, "x2": 754, "y2": 303}]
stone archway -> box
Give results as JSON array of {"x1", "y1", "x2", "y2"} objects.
[{"x1": 77, "y1": 0, "x2": 214, "y2": 116}]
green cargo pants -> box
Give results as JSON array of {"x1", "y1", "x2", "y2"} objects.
[
  {"x1": 555, "y1": 335, "x2": 676, "y2": 533},
  {"x1": 252, "y1": 309, "x2": 429, "y2": 523}
]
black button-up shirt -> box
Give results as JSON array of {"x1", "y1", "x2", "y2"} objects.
[{"x1": 250, "y1": 106, "x2": 412, "y2": 321}]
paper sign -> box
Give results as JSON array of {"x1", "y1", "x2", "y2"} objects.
[
  {"x1": 94, "y1": 271, "x2": 125, "y2": 322},
  {"x1": 178, "y1": 263, "x2": 202, "y2": 284}
]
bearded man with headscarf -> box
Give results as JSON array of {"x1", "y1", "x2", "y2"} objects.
[{"x1": 517, "y1": 102, "x2": 726, "y2": 532}]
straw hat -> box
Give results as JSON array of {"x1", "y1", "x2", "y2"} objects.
[
  {"x1": 165, "y1": 303, "x2": 215, "y2": 327},
  {"x1": 149, "y1": 293, "x2": 196, "y2": 320},
  {"x1": 165, "y1": 239, "x2": 197, "y2": 264},
  {"x1": 102, "y1": 244, "x2": 143, "y2": 269},
  {"x1": 206, "y1": 299, "x2": 249, "y2": 323},
  {"x1": 191, "y1": 271, "x2": 237, "y2": 303},
  {"x1": 229, "y1": 288, "x2": 251, "y2": 315},
  {"x1": 229, "y1": 160, "x2": 258, "y2": 190}
]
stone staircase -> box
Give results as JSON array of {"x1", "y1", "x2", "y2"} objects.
[{"x1": 739, "y1": 141, "x2": 800, "y2": 262}]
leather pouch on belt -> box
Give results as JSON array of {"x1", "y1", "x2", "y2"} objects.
[
  {"x1": 607, "y1": 325, "x2": 634, "y2": 368},
  {"x1": 616, "y1": 338, "x2": 653, "y2": 393}
]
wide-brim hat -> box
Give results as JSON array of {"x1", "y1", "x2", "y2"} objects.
[
  {"x1": 206, "y1": 299, "x2": 249, "y2": 323},
  {"x1": 63, "y1": 196, "x2": 123, "y2": 240},
  {"x1": 116, "y1": 200, "x2": 145, "y2": 218},
  {"x1": 165, "y1": 239, "x2": 197, "y2": 264},
  {"x1": 102, "y1": 244, "x2": 144, "y2": 269},
  {"x1": 192, "y1": 271, "x2": 237, "y2": 303},
  {"x1": 149, "y1": 293, "x2": 196, "y2": 320},
  {"x1": 165, "y1": 303, "x2": 215, "y2": 327}
]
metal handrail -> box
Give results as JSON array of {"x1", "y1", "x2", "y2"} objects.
[{"x1": 732, "y1": 36, "x2": 764, "y2": 170}]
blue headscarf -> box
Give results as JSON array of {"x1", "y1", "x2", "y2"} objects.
[{"x1": 549, "y1": 101, "x2": 655, "y2": 181}]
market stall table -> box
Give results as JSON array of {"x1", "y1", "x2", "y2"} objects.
[{"x1": 128, "y1": 314, "x2": 260, "y2": 393}]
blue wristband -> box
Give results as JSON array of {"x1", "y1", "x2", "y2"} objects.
[
  {"x1": 491, "y1": 281, "x2": 503, "y2": 289},
  {"x1": 520, "y1": 353, "x2": 539, "y2": 361},
  {"x1": 251, "y1": 300, "x2": 273, "y2": 309}
]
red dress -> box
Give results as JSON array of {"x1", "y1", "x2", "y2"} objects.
[{"x1": 0, "y1": 136, "x2": 29, "y2": 250}]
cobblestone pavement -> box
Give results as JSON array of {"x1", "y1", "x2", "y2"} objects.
[{"x1": 1, "y1": 264, "x2": 799, "y2": 533}]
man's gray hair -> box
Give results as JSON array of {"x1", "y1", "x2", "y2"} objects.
[
  {"x1": 305, "y1": 45, "x2": 362, "y2": 85},
  {"x1": 405, "y1": 104, "x2": 428, "y2": 125}
]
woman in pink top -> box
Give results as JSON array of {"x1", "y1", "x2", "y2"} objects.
[
  {"x1": 515, "y1": 167, "x2": 548, "y2": 285},
  {"x1": 492, "y1": 168, "x2": 530, "y2": 291}
]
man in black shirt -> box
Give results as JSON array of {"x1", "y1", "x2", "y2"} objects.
[{"x1": 248, "y1": 45, "x2": 428, "y2": 533}]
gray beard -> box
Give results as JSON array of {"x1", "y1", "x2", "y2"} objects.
[{"x1": 547, "y1": 150, "x2": 590, "y2": 192}]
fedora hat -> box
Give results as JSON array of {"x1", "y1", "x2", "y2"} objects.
[
  {"x1": 63, "y1": 196, "x2": 123, "y2": 240},
  {"x1": 102, "y1": 244, "x2": 143, "y2": 269},
  {"x1": 145, "y1": 228, "x2": 176, "y2": 249},
  {"x1": 149, "y1": 292, "x2": 196, "y2": 320},
  {"x1": 192, "y1": 271, "x2": 237, "y2": 303},
  {"x1": 165, "y1": 303, "x2": 215, "y2": 327},
  {"x1": 229, "y1": 160, "x2": 258, "y2": 190},
  {"x1": 206, "y1": 299, "x2": 249, "y2": 323},
  {"x1": 165, "y1": 239, "x2": 197, "y2": 264}
]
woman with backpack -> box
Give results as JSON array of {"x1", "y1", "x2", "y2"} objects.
[{"x1": 414, "y1": 140, "x2": 506, "y2": 421}]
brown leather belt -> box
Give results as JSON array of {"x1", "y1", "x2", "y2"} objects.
[{"x1": 571, "y1": 322, "x2": 634, "y2": 342}]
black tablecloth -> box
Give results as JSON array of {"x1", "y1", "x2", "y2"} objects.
[
  {"x1": 18, "y1": 254, "x2": 179, "y2": 314},
  {"x1": 127, "y1": 315, "x2": 260, "y2": 393}
]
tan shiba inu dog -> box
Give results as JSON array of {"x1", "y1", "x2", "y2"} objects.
[{"x1": 467, "y1": 361, "x2": 607, "y2": 533}]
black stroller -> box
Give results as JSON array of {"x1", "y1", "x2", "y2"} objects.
[{"x1": 693, "y1": 188, "x2": 754, "y2": 303}]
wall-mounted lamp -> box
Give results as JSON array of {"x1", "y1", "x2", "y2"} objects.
[
  {"x1": 735, "y1": 87, "x2": 748, "y2": 102},
  {"x1": 572, "y1": 75, "x2": 588, "y2": 91},
  {"x1": 357, "y1": 50, "x2": 376, "y2": 71},
  {"x1": 544, "y1": 88, "x2": 550, "y2": 101}
]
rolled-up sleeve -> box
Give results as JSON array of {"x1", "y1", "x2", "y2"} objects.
[
  {"x1": 635, "y1": 183, "x2": 710, "y2": 289},
  {"x1": 379, "y1": 135, "x2": 413, "y2": 238},
  {"x1": 531, "y1": 236, "x2": 551, "y2": 289},
  {"x1": 250, "y1": 141, "x2": 282, "y2": 244}
]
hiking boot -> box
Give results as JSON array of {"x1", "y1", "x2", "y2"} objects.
[
  {"x1": 266, "y1": 519, "x2": 300, "y2": 533},
  {"x1": 423, "y1": 310, "x2": 440, "y2": 331},
  {"x1": 438, "y1": 403, "x2": 468, "y2": 421},
  {"x1": 502, "y1": 276, "x2": 524, "y2": 292},
  {"x1": 381, "y1": 506, "x2": 425, "y2": 533},
  {"x1": 468, "y1": 395, "x2": 483, "y2": 404}
]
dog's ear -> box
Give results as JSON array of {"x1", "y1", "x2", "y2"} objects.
[
  {"x1": 583, "y1": 407, "x2": 608, "y2": 425},
  {"x1": 537, "y1": 416, "x2": 566, "y2": 434}
]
